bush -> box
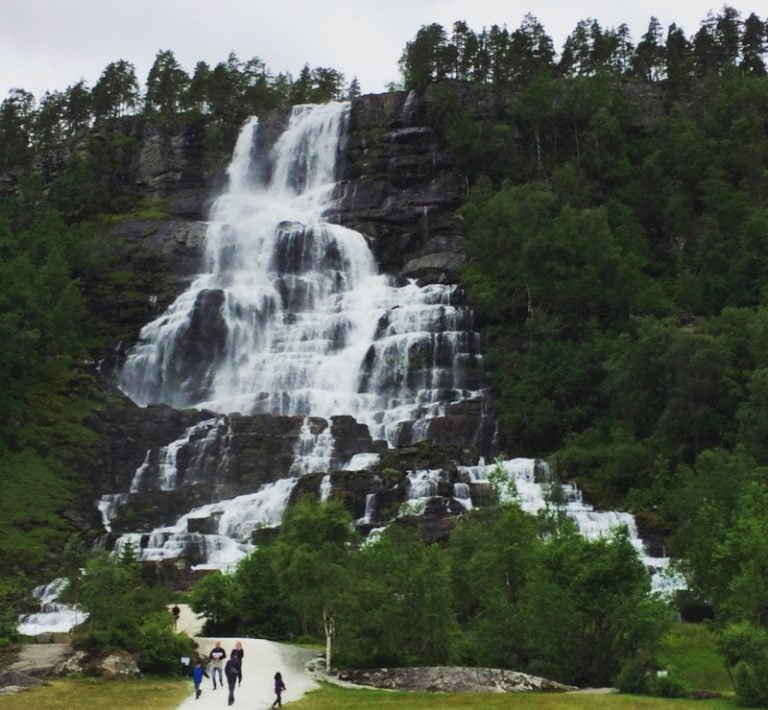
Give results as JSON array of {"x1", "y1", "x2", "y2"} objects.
[
  {"x1": 718, "y1": 623, "x2": 768, "y2": 706},
  {"x1": 648, "y1": 673, "x2": 688, "y2": 698},
  {"x1": 136, "y1": 613, "x2": 197, "y2": 675},
  {"x1": 615, "y1": 658, "x2": 648, "y2": 694}
]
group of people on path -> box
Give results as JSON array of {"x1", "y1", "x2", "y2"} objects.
[{"x1": 192, "y1": 640, "x2": 286, "y2": 707}]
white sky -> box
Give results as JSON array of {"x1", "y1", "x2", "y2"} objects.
[{"x1": 0, "y1": 0, "x2": 762, "y2": 101}]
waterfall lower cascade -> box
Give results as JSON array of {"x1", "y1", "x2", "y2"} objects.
[{"x1": 118, "y1": 102, "x2": 485, "y2": 448}]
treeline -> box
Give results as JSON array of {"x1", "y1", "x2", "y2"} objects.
[
  {"x1": 400, "y1": 7, "x2": 766, "y2": 90},
  {"x1": 0, "y1": 49, "x2": 360, "y2": 174},
  {"x1": 189, "y1": 496, "x2": 666, "y2": 689}
]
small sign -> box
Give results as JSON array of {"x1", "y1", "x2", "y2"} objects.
[
  {"x1": 181, "y1": 656, "x2": 190, "y2": 665},
  {"x1": 656, "y1": 669, "x2": 668, "y2": 677}
]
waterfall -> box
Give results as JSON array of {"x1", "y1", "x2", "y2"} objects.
[{"x1": 118, "y1": 102, "x2": 485, "y2": 451}]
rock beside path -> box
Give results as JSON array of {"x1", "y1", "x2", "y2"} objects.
[
  {"x1": 339, "y1": 666, "x2": 577, "y2": 692},
  {"x1": 7, "y1": 643, "x2": 73, "y2": 677}
]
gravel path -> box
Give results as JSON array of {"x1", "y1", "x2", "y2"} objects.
[{"x1": 175, "y1": 606, "x2": 319, "y2": 709}]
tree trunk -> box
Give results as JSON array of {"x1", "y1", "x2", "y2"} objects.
[{"x1": 323, "y1": 607, "x2": 335, "y2": 673}]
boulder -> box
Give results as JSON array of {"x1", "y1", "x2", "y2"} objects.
[{"x1": 339, "y1": 666, "x2": 577, "y2": 692}]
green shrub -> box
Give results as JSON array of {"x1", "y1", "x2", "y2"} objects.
[
  {"x1": 648, "y1": 673, "x2": 688, "y2": 698},
  {"x1": 615, "y1": 658, "x2": 648, "y2": 694},
  {"x1": 136, "y1": 613, "x2": 197, "y2": 675},
  {"x1": 719, "y1": 623, "x2": 768, "y2": 706}
]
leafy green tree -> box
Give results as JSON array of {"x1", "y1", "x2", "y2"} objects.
[
  {"x1": 188, "y1": 570, "x2": 240, "y2": 634},
  {"x1": 273, "y1": 497, "x2": 358, "y2": 670},
  {"x1": 719, "y1": 623, "x2": 768, "y2": 705},
  {"x1": 338, "y1": 526, "x2": 457, "y2": 667}
]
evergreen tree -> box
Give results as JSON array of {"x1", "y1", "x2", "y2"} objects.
[
  {"x1": 399, "y1": 23, "x2": 447, "y2": 89},
  {"x1": 741, "y1": 13, "x2": 766, "y2": 76},
  {"x1": 91, "y1": 60, "x2": 139, "y2": 119},
  {"x1": 346, "y1": 76, "x2": 361, "y2": 100},
  {"x1": 144, "y1": 49, "x2": 190, "y2": 116},
  {"x1": 63, "y1": 81, "x2": 90, "y2": 134},
  {"x1": 186, "y1": 61, "x2": 211, "y2": 113},
  {"x1": 632, "y1": 16, "x2": 665, "y2": 80}
]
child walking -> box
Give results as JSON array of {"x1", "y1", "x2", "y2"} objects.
[
  {"x1": 192, "y1": 660, "x2": 209, "y2": 700},
  {"x1": 271, "y1": 671, "x2": 286, "y2": 708}
]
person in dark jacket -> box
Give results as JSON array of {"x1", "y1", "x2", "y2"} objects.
[
  {"x1": 224, "y1": 657, "x2": 241, "y2": 705},
  {"x1": 192, "y1": 660, "x2": 209, "y2": 699},
  {"x1": 208, "y1": 641, "x2": 227, "y2": 689},
  {"x1": 230, "y1": 641, "x2": 244, "y2": 685},
  {"x1": 271, "y1": 671, "x2": 286, "y2": 708}
]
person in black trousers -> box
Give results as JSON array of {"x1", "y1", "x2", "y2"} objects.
[
  {"x1": 224, "y1": 657, "x2": 241, "y2": 706},
  {"x1": 272, "y1": 671, "x2": 286, "y2": 708},
  {"x1": 230, "y1": 641, "x2": 244, "y2": 686}
]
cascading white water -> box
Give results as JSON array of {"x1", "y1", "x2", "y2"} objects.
[{"x1": 118, "y1": 103, "x2": 484, "y2": 449}]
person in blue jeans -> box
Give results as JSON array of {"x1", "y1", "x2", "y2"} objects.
[
  {"x1": 192, "y1": 660, "x2": 209, "y2": 699},
  {"x1": 208, "y1": 641, "x2": 227, "y2": 689}
]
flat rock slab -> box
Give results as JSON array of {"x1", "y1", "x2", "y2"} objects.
[
  {"x1": 0, "y1": 669, "x2": 46, "y2": 688},
  {"x1": 8, "y1": 643, "x2": 72, "y2": 677},
  {"x1": 340, "y1": 666, "x2": 577, "y2": 692}
]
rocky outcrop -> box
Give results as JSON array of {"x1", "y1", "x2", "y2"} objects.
[
  {"x1": 340, "y1": 666, "x2": 577, "y2": 692},
  {"x1": 334, "y1": 90, "x2": 468, "y2": 285},
  {"x1": 8, "y1": 643, "x2": 74, "y2": 678},
  {"x1": 55, "y1": 649, "x2": 140, "y2": 679}
]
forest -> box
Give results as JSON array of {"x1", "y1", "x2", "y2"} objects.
[{"x1": 3, "y1": 5, "x2": 768, "y2": 702}]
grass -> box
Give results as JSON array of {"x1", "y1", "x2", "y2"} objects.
[
  {"x1": 0, "y1": 677, "x2": 189, "y2": 709},
  {"x1": 657, "y1": 622, "x2": 733, "y2": 693},
  {"x1": 287, "y1": 682, "x2": 736, "y2": 709}
]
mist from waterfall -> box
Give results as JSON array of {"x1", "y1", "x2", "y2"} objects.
[{"x1": 119, "y1": 102, "x2": 483, "y2": 447}]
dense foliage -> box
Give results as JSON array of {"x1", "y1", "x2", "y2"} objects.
[
  {"x1": 397, "y1": 7, "x2": 768, "y2": 700},
  {"x1": 190, "y1": 497, "x2": 667, "y2": 687},
  {"x1": 69, "y1": 543, "x2": 196, "y2": 674}
]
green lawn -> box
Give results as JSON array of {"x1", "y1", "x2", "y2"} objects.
[
  {"x1": 0, "y1": 623, "x2": 733, "y2": 709},
  {"x1": 287, "y1": 682, "x2": 736, "y2": 709},
  {"x1": 0, "y1": 677, "x2": 189, "y2": 709},
  {"x1": 658, "y1": 622, "x2": 733, "y2": 693}
]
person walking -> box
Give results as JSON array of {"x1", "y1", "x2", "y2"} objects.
[
  {"x1": 208, "y1": 641, "x2": 227, "y2": 689},
  {"x1": 230, "y1": 641, "x2": 244, "y2": 686},
  {"x1": 171, "y1": 604, "x2": 181, "y2": 629},
  {"x1": 224, "y1": 656, "x2": 241, "y2": 706},
  {"x1": 271, "y1": 671, "x2": 286, "y2": 708},
  {"x1": 192, "y1": 660, "x2": 209, "y2": 700}
]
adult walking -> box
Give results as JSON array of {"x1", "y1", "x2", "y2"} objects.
[
  {"x1": 224, "y1": 656, "x2": 241, "y2": 705},
  {"x1": 230, "y1": 641, "x2": 244, "y2": 686},
  {"x1": 208, "y1": 641, "x2": 227, "y2": 690}
]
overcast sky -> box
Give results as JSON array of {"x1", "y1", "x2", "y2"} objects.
[{"x1": 0, "y1": 0, "x2": 762, "y2": 101}]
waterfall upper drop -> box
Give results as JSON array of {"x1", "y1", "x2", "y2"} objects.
[{"x1": 119, "y1": 103, "x2": 488, "y2": 449}]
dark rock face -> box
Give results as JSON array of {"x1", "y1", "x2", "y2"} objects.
[
  {"x1": 333, "y1": 90, "x2": 468, "y2": 284},
  {"x1": 339, "y1": 666, "x2": 577, "y2": 692},
  {"x1": 133, "y1": 117, "x2": 207, "y2": 196},
  {"x1": 330, "y1": 415, "x2": 386, "y2": 467}
]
